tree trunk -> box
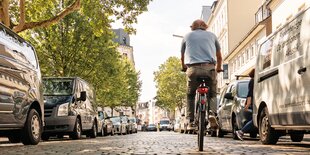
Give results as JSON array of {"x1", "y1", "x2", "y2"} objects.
[{"x1": 0, "y1": 0, "x2": 10, "y2": 27}]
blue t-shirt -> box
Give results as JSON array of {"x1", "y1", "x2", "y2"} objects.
[{"x1": 181, "y1": 30, "x2": 221, "y2": 65}]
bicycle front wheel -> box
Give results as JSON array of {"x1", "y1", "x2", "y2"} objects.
[{"x1": 198, "y1": 111, "x2": 205, "y2": 151}]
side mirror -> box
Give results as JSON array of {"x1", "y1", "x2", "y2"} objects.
[
  {"x1": 79, "y1": 91, "x2": 87, "y2": 101},
  {"x1": 224, "y1": 92, "x2": 234, "y2": 100}
]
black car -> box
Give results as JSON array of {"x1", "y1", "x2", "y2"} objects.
[
  {"x1": 42, "y1": 77, "x2": 98, "y2": 140},
  {"x1": 216, "y1": 79, "x2": 258, "y2": 139},
  {"x1": 0, "y1": 23, "x2": 44, "y2": 145}
]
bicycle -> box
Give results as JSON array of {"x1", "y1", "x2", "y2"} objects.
[{"x1": 194, "y1": 75, "x2": 212, "y2": 151}]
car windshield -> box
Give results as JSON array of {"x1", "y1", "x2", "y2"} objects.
[
  {"x1": 110, "y1": 117, "x2": 120, "y2": 122},
  {"x1": 149, "y1": 124, "x2": 155, "y2": 127},
  {"x1": 43, "y1": 79, "x2": 74, "y2": 96},
  {"x1": 160, "y1": 120, "x2": 169, "y2": 124},
  {"x1": 237, "y1": 82, "x2": 249, "y2": 98},
  {"x1": 129, "y1": 118, "x2": 136, "y2": 123}
]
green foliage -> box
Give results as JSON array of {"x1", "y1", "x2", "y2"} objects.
[
  {"x1": 5, "y1": 0, "x2": 152, "y2": 34},
  {"x1": 153, "y1": 57, "x2": 187, "y2": 111},
  {"x1": 21, "y1": 12, "x2": 141, "y2": 108}
]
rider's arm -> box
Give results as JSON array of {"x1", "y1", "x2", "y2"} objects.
[
  {"x1": 181, "y1": 41, "x2": 187, "y2": 72},
  {"x1": 216, "y1": 50, "x2": 222, "y2": 72},
  {"x1": 215, "y1": 37, "x2": 222, "y2": 72}
]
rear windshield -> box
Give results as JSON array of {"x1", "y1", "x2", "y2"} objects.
[
  {"x1": 43, "y1": 79, "x2": 74, "y2": 96},
  {"x1": 160, "y1": 120, "x2": 169, "y2": 124},
  {"x1": 237, "y1": 82, "x2": 249, "y2": 98}
]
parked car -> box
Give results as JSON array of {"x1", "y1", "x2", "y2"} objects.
[
  {"x1": 146, "y1": 124, "x2": 157, "y2": 131},
  {"x1": 173, "y1": 117, "x2": 181, "y2": 132},
  {"x1": 128, "y1": 117, "x2": 138, "y2": 133},
  {"x1": 120, "y1": 115, "x2": 132, "y2": 134},
  {"x1": 217, "y1": 79, "x2": 258, "y2": 139},
  {"x1": 110, "y1": 116, "x2": 127, "y2": 135},
  {"x1": 0, "y1": 23, "x2": 44, "y2": 145},
  {"x1": 98, "y1": 107, "x2": 114, "y2": 136},
  {"x1": 253, "y1": 7, "x2": 310, "y2": 144},
  {"x1": 42, "y1": 77, "x2": 98, "y2": 140}
]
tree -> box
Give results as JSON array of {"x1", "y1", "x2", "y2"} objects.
[
  {"x1": 0, "y1": 0, "x2": 152, "y2": 33},
  {"x1": 153, "y1": 57, "x2": 187, "y2": 112},
  {"x1": 22, "y1": 12, "x2": 140, "y2": 109}
]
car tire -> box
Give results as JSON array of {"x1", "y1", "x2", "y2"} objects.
[
  {"x1": 21, "y1": 109, "x2": 42, "y2": 145},
  {"x1": 101, "y1": 125, "x2": 105, "y2": 136},
  {"x1": 259, "y1": 107, "x2": 279, "y2": 144},
  {"x1": 89, "y1": 122, "x2": 97, "y2": 138},
  {"x1": 70, "y1": 118, "x2": 82, "y2": 140},
  {"x1": 217, "y1": 126, "x2": 224, "y2": 138},
  {"x1": 232, "y1": 116, "x2": 238, "y2": 140},
  {"x1": 111, "y1": 127, "x2": 115, "y2": 136},
  {"x1": 290, "y1": 133, "x2": 304, "y2": 142}
]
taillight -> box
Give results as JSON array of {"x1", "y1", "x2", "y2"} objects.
[{"x1": 198, "y1": 87, "x2": 209, "y2": 94}]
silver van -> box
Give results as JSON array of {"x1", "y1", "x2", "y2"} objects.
[
  {"x1": 253, "y1": 7, "x2": 310, "y2": 144},
  {"x1": 0, "y1": 23, "x2": 44, "y2": 145}
]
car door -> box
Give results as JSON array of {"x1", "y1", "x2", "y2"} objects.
[
  {"x1": 275, "y1": 11, "x2": 307, "y2": 125},
  {"x1": 217, "y1": 86, "x2": 228, "y2": 130}
]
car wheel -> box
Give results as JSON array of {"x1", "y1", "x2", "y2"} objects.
[
  {"x1": 232, "y1": 116, "x2": 238, "y2": 140},
  {"x1": 217, "y1": 126, "x2": 224, "y2": 138},
  {"x1": 259, "y1": 107, "x2": 279, "y2": 144},
  {"x1": 21, "y1": 109, "x2": 42, "y2": 145},
  {"x1": 89, "y1": 122, "x2": 97, "y2": 138},
  {"x1": 101, "y1": 125, "x2": 105, "y2": 136},
  {"x1": 290, "y1": 133, "x2": 304, "y2": 142},
  {"x1": 111, "y1": 127, "x2": 115, "y2": 136},
  {"x1": 70, "y1": 118, "x2": 82, "y2": 140}
]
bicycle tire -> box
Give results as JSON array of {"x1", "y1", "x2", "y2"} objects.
[{"x1": 198, "y1": 110, "x2": 205, "y2": 151}]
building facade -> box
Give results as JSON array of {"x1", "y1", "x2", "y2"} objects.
[{"x1": 113, "y1": 28, "x2": 135, "y2": 65}]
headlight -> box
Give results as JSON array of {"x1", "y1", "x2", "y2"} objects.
[{"x1": 57, "y1": 103, "x2": 69, "y2": 116}]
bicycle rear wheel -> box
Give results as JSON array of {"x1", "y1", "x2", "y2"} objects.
[{"x1": 198, "y1": 110, "x2": 205, "y2": 151}]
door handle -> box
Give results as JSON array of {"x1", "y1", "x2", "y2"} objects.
[{"x1": 298, "y1": 67, "x2": 307, "y2": 75}]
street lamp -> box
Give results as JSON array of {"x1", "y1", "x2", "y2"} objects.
[{"x1": 172, "y1": 34, "x2": 183, "y2": 38}]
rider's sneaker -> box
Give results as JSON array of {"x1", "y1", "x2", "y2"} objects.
[
  {"x1": 235, "y1": 130, "x2": 244, "y2": 141},
  {"x1": 208, "y1": 115, "x2": 218, "y2": 129}
]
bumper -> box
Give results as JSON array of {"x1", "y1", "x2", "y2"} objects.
[{"x1": 43, "y1": 116, "x2": 76, "y2": 133}]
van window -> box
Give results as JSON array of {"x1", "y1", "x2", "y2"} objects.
[
  {"x1": 237, "y1": 82, "x2": 249, "y2": 98},
  {"x1": 0, "y1": 27, "x2": 38, "y2": 68},
  {"x1": 259, "y1": 39, "x2": 273, "y2": 71},
  {"x1": 43, "y1": 79, "x2": 74, "y2": 95}
]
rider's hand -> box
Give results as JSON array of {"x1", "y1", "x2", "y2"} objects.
[
  {"x1": 182, "y1": 65, "x2": 187, "y2": 72},
  {"x1": 216, "y1": 66, "x2": 223, "y2": 73}
]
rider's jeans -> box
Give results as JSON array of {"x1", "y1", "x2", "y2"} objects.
[
  {"x1": 186, "y1": 65, "x2": 217, "y2": 122},
  {"x1": 241, "y1": 120, "x2": 254, "y2": 133}
]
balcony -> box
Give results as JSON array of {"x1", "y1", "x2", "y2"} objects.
[{"x1": 255, "y1": 4, "x2": 271, "y2": 24}]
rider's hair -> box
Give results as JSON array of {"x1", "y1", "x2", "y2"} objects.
[{"x1": 191, "y1": 19, "x2": 208, "y2": 31}]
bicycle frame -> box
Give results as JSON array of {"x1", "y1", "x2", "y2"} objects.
[{"x1": 195, "y1": 78, "x2": 211, "y2": 151}]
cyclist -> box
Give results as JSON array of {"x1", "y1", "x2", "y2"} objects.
[{"x1": 180, "y1": 19, "x2": 222, "y2": 129}]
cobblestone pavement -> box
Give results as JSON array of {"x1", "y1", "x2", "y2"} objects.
[{"x1": 0, "y1": 131, "x2": 310, "y2": 155}]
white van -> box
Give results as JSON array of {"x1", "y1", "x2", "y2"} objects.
[{"x1": 253, "y1": 7, "x2": 310, "y2": 144}]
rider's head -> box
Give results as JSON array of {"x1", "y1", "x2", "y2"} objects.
[{"x1": 191, "y1": 19, "x2": 208, "y2": 31}]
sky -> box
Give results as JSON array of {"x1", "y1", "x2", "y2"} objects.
[{"x1": 113, "y1": 0, "x2": 216, "y2": 102}]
